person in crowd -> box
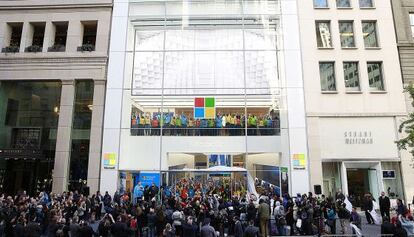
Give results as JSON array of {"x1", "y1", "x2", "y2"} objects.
[
  {"x1": 379, "y1": 191, "x2": 391, "y2": 218},
  {"x1": 397, "y1": 199, "x2": 408, "y2": 216},
  {"x1": 257, "y1": 199, "x2": 270, "y2": 237},
  {"x1": 201, "y1": 218, "x2": 217, "y2": 237},
  {"x1": 399, "y1": 212, "x2": 414, "y2": 235},
  {"x1": 350, "y1": 206, "x2": 361, "y2": 235},
  {"x1": 337, "y1": 202, "x2": 350, "y2": 234},
  {"x1": 395, "y1": 221, "x2": 409, "y2": 237},
  {"x1": 381, "y1": 216, "x2": 396, "y2": 235},
  {"x1": 363, "y1": 193, "x2": 375, "y2": 224},
  {"x1": 244, "y1": 220, "x2": 259, "y2": 237}
]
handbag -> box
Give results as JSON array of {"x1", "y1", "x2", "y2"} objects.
[{"x1": 296, "y1": 219, "x2": 302, "y2": 228}]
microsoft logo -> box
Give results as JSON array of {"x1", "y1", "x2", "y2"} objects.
[{"x1": 194, "y1": 97, "x2": 215, "y2": 119}]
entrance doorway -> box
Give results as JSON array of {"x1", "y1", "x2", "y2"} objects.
[{"x1": 347, "y1": 168, "x2": 380, "y2": 207}]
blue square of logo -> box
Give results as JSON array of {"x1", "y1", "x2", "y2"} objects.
[{"x1": 194, "y1": 108, "x2": 205, "y2": 118}]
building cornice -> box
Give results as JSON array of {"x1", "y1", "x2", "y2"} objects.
[
  {"x1": 0, "y1": 56, "x2": 108, "y2": 65},
  {"x1": 306, "y1": 113, "x2": 407, "y2": 117},
  {"x1": 0, "y1": 3, "x2": 113, "y2": 11}
]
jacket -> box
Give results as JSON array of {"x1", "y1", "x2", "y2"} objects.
[
  {"x1": 258, "y1": 203, "x2": 270, "y2": 220},
  {"x1": 201, "y1": 225, "x2": 216, "y2": 237},
  {"x1": 243, "y1": 225, "x2": 259, "y2": 237},
  {"x1": 379, "y1": 196, "x2": 391, "y2": 211}
]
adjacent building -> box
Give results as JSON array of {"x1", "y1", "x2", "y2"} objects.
[
  {"x1": 0, "y1": 0, "x2": 112, "y2": 195},
  {"x1": 391, "y1": 0, "x2": 414, "y2": 204},
  {"x1": 299, "y1": 0, "x2": 412, "y2": 204}
]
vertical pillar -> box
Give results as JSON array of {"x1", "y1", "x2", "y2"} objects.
[
  {"x1": 52, "y1": 80, "x2": 75, "y2": 193},
  {"x1": 340, "y1": 162, "x2": 349, "y2": 196},
  {"x1": 87, "y1": 80, "x2": 106, "y2": 195},
  {"x1": 20, "y1": 22, "x2": 31, "y2": 53},
  {"x1": 43, "y1": 21, "x2": 54, "y2": 53}
]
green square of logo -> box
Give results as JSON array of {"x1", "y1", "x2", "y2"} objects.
[{"x1": 205, "y1": 97, "x2": 215, "y2": 107}]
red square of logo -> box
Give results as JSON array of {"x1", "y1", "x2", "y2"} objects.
[{"x1": 194, "y1": 98, "x2": 204, "y2": 107}]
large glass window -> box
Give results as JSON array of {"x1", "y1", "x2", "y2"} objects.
[
  {"x1": 359, "y1": 0, "x2": 373, "y2": 8},
  {"x1": 130, "y1": 2, "x2": 281, "y2": 137},
  {"x1": 343, "y1": 62, "x2": 360, "y2": 91},
  {"x1": 367, "y1": 62, "x2": 385, "y2": 91},
  {"x1": 336, "y1": 0, "x2": 351, "y2": 8},
  {"x1": 339, "y1": 21, "x2": 355, "y2": 48},
  {"x1": 319, "y1": 62, "x2": 336, "y2": 91},
  {"x1": 410, "y1": 14, "x2": 414, "y2": 37},
  {"x1": 314, "y1": 0, "x2": 328, "y2": 8},
  {"x1": 0, "y1": 81, "x2": 61, "y2": 195},
  {"x1": 316, "y1": 21, "x2": 332, "y2": 48},
  {"x1": 362, "y1": 21, "x2": 378, "y2": 47}
]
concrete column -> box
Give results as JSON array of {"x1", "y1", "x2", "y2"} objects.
[
  {"x1": 43, "y1": 21, "x2": 54, "y2": 53},
  {"x1": 87, "y1": 80, "x2": 106, "y2": 195},
  {"x1": 340, "y1": 162, "x2": 349, "y2": 196},
  {"x1": 67, "y1": 20, "x2": 82, "y2": 52},
  {"x1": 20, "y1": 22, "x2": 32, "y2": 52},
  {"x1": 52, "y1": 80, "x2": 75, "y2": 193}
]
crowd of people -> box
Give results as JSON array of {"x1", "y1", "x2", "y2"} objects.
[
  {"x1": 1, "y1": 184, "x2": 414, "y2": 237},
  {"x1": 131, "y1": 112, "x2": 280, "y2": 136}
]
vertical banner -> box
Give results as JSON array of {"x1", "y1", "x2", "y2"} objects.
[{"x1": 281, "y1": 167, "x2": 289, "y2": 195}]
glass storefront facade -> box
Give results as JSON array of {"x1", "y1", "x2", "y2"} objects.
[
  {"x1": 0, "y1": 81, "x2": 61, "y2": 195},
  {"x1": 114, "y1": 0, "x2": 290, "y2": 198}
]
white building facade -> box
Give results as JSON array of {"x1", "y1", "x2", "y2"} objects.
[
  {"x1": 299, "y1": 0, "x2": 412, "y2": 204},
  {"x1": 101, "y1": 0, "x2": 310, "y2": 197}
]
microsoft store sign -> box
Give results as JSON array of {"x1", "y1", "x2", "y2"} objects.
[{"x1": 344, "y1": 131, "x2": 374, "y2": 145}]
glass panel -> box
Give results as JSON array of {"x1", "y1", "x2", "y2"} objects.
[
  {"x1": 336, "y1": 0, "x2": 351, "y2": 8},
  {"x1": 367, "y1": 62, "x2": 385, "y2": 91},
  {"x1": 319, "y1": 62, "x2": 336, "y2": 91},
  {"x1": 244, "y1": 29, "x2": 277, "y2": 50},
  {"x1": 130, "y1": 95, "x2": 163, "y2": 136},
  {"x1": 163, "y1": 51, "x2": 245, "y2": 94},
  {"x1": 135, "y1": 31, "x2": 164, "y2": 51},
  {"x1": 314, "y1": 0, "x2": 328, "y2": 8},
  {"x1": 316, "y1": 21, "x2": 332, "y2": 48},
  {"x1": 245, "y1": 51, "x2": 279, "y2": 89},
  {"x1": 132, "y1": 52, "x2": 163, "y2": 95},
  {"x1": 339, "y1": 21, "x2": 355, "y2": 48},
  {"x1": 343, "y1": 62, "x2": 360, "y2": 91},
  {"x1": 362, "y1": 21, "x2": 378, "y2": 47},
  {"x1": 359, "y1": 0, "x2": 373, "y2": 7}
]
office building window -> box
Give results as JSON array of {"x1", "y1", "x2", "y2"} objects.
[
  {"x1": 48, "y1": 22, "x2": 68, "y2": 52},
  {"x1": 319, "y1": 62, "x2": 336, "y2": 91},
  {"x1": 367, "y1": 62, "x2": 385, "y2": 91},
  {"x1": 339, "y1": 21, "x2": 355, "y2": 48},
  {"x1": 316, "y1": 21, "x2": 332, "y2": 48},
  {"x1": 343, "y1": 62, "x2": 360, "y2": 91},
  {"x1": 359, "y1": 0, "x2": 373, "y2": 7},
  {"x1": 410, "y1": 14, "x2": 414, "y2": 37},
  {"x1": 78, "y1": 21, "x2": 98, "y2": 52},
  {"x1": 337, "y1": 0, "x2": 351, "y2": 8},
  {"x1": 362, "y1": 21, "x2": 378, "y2": 47},
  {"x1": 25, "y1": 22, "x2": 45, "y2": 52},
  {"x1": 2, "y1": 23, "x2": 23, "y2": 53},
  {"x1": 314, "y1": 0, "x2": 328, "y2": 8}
]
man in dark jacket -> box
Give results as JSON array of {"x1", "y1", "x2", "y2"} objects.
[
  {"x1": 110, "y1": 216, "x2": 129, "y2": 237},
  {"x1": 201, "y1": 218, "x2": 217, "y2": 237},
  {"x1": 233, "y1": 216, "x2": 244, "y2": 237},
  {"x1": 182, "y1": 216, "x2": 198, "y2": 237},
  {"x1": 363, "y1": 194, "x2": 374, "y2": 224},
  {"x1": 379, "y1": 191, "x2": 391, "y2": 218},
  {"x1": 381, "y1": 216, "x2": 395, "y2": 235},
  {"x1": 243, "y1": 220, "x2": 259, "y2": 237}
]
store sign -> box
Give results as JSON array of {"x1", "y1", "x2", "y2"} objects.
[
  {"x1": 134, "y1": 172, "x2": 160, "y2": 187},
  {"x1": 103, "y1": 153, "x2": 117, "y2": 169},
  {"x1": 344, "y1": 131, "x2": 373, "y2": 145},
  {"x1": 292, "y1": 153, "x2": 306, "y2": 170},
  {"x1": 194, "y1": 97, "x2": 215, "y2": 119}
]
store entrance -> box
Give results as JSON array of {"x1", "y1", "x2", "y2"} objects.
[{"x1": 347, "y1": 168, "x2": 379, "y2": 207}]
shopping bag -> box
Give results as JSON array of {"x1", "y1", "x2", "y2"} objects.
[
  {"x1": 284, "y1": 226, "x2": 291, "y2": 236},
  {"x1": 296, "y1": 219, "x2": 302, "y2": 228},
  {"x1": 370, "y1": 209, "x2": 381, "y2": 225},
  {"x1": 344, "y1": 197, "x2": 353, "y2": 213},
  {"x1": 350, "y1": 223, "x2": 362, "y2": 237},
  {"x1": 373, "y1": 200, "x2": 380, "y2": 210}
]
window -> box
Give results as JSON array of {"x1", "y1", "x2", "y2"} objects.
[
  {"x1": 336, "y1": 0, "x2": 351, "y2": 8},
  {"x1": 49, "y1": 22, "x2": 68, "y2": 52},
  {"x1": 26, "y1": 22, "x2": 45, "y2": 52},
  {"x1": 339, "y1": 21, "x2": 355, "y2": 48},
  {"x1": 319, "y1": 62, "x2": 336, "y2": 91},
  {"x1": 343, "y1": 62, "x2": 360, "y2": 91},
  {"x1": 410, "y1": 14, "x2": 414, "y2": 37},
  {"x1": 367, "y1": 62, "x2": 385, "y2": 91},
  {"x1": 359, "y1": 0, "x2": 373, "y2": 8},
  {"x1": 78, "y1": 21, "x2": 97, "y2": 51},
  {"x1": 362, "y1": 21, "x2": 378, "y2": 47},
  {"x1": 316, "y1": 21, "x2": 332, "y2": 48},
  {"x1": 2, "y1": 23, "x2": 23, "y2": 52},
  {"x1": 314, "y1": 0, "x2": 328, "y2": 8}
]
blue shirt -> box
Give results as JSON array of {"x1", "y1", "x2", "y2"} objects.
[
  {"x1": 134, "y1": 184, "x2": 144, "y2": 198},
  {"x1": 181, "y1": 115, "x2": 188, "y2": 126},
  {"x1": 165, "y1": 114, "x2": 171, "y2": 124},
  {"x1": 215, "y1": 116, "x2": 222, "y2": 128}
]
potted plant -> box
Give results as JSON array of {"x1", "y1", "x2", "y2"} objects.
[
  {"x1": 78, "y1": 43, "x2": 95, "y2": 52},
  {"x1": 48, "y1": 44, "x2": 65, "y2": 52},
  {"x1": 25, "y1": 45, "x2": 42, "y2": 53},
  {"x1": 1, "y1": 45, "x2": 20, "y2": 53}
]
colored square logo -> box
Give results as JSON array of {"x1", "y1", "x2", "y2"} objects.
[
  {"x1": 104, "y1": 153, "x2": 116, "y2": 168},
  {"x1": 195, "y1": 98, "x2": 204, "y2": 107},
  {"x1": 194, "y1": 108, "x2": 205, "y2": 118},
  {"x1": 205, "y1": 97, "x2": 215, "y2": 107},
  {"x1": 205, "y1": 107, "x2": 215, "y2": 119}
]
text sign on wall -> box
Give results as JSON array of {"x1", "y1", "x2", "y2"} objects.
[
  {"x1": 103, "y1": 153, "x2": 117, "y2": 169},
  {"x1": 344, "y1": 131, "x2": 373, "y2": 145}
]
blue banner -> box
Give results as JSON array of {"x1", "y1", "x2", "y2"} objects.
[{"x1": 134, "y1": 172, "x2": 160, "y2": 187}]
